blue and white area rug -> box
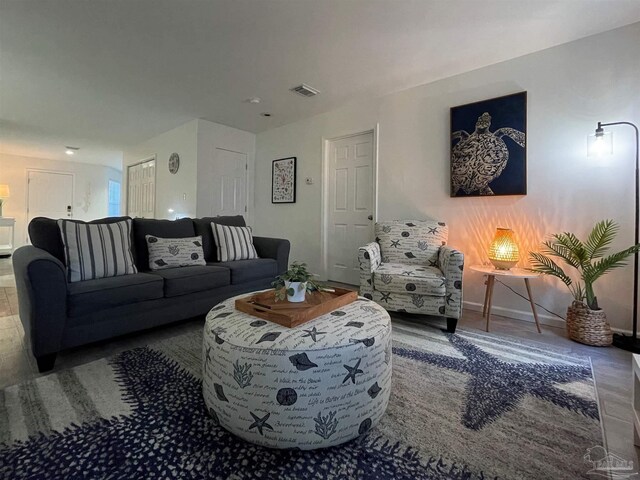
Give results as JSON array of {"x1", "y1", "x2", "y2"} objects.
[{"x1": 0, "y1": 326, "x2": 602, "y2": 479}]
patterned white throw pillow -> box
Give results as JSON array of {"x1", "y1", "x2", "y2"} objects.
[
  {"x1": 211, "y1": 223, "x2": 258, "y2": 262},
  {"x1": 58, "y1": 218, "x2": 138, "y2": 282},
  {"x1": 146, "y1": 235, "x2": 206, "y2": 270}
]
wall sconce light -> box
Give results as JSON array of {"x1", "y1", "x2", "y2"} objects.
[
  {"x1": 488, "y1": 228, "x2": 519, "y2": 270},
  {"x1": 588, "y1": 120, "x2": 639, "y2": 353}
]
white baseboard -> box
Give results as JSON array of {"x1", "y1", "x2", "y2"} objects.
[
  {"x1": 611, "y1": 326, "x2": 633, "y2": 335},
  {"x1": 464, "y1": 301, "x2": 635, "y2": 336},
  {"x1": 463, "y1": 301, "x2": 566, "y2": 329}
]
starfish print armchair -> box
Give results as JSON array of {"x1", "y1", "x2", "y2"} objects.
[{"x1": 358, "y1": 220, "x2": 464, "y2": 332}]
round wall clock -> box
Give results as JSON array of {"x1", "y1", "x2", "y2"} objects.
[{"x1": 168, "y1": 152, "x2": 180, "y2": 174}]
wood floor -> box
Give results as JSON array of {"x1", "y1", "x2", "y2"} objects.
[{"x1": 0, "y1": 257, "x2": 637, "y2": 470}]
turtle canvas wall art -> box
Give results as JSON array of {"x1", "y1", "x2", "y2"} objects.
[{"x1": 450, "y1": 92, "x2": 527, "y2": 197}]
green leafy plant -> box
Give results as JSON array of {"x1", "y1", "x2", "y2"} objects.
[
  {"x1": 272, "y1": 261, "x2": 324, "y2": 301},
  {"x1": 529, "y1": 220, "x2": 640, "y2": 310}
]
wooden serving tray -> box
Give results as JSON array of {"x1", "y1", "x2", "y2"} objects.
[{"x1": 235, "y1": 288, "x2": 358, "y2": 328}]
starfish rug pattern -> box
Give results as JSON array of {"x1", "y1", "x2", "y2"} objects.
[
  {"x1": 393, "y1": 334, "x2": 599, "y2": 430},
  {"x1": 0, "y1": 347, "x2": 489, "y2": 480}
]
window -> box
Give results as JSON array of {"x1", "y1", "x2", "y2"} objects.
[{"x1": 108, "y1": 180, "x2": 121, "y2": 217}]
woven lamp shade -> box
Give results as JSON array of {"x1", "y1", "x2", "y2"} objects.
[{"x1": 488, "y1": 228, "x2": 519, "y2": 270}]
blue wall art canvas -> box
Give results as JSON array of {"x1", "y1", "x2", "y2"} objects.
[{"x1": 450, "y1": 92, "x2": 527, "y2": 197}]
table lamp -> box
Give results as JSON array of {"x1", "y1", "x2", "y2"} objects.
[
  {"x1": 488, "y1": 227, "x2": 519, "y2": 270},
  {"x1": 0, "y1": 185, "x2": 9, "y2": 217}
]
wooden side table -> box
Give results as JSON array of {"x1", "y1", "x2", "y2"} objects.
[{"x1": 470, "y1": 265, "x2": 543, "y2": 333}]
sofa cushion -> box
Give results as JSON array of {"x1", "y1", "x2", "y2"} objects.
[
  {"x1": 133, "y1": 218, "x2": 195, "y2": 271},
  {"x1": 373, "y1": 263, "x2": 446, "y2": 296},
  {"x1": 193, "y1": 216, "x2": 246, "y2": 262},
  {"x1": 211, "y1": 223, "x2": 258, "y2": 262},
  {"x1": 214, "y1": 259, "x2": 277, "y2": 284},
  {"x1": 375, "y1": 220, "x2": 448, "y2": 266},
  {"x1": 150, "y1": 265, "x2": 230, "y2": 297},
  {"x1": 58, "y1": 218, "x2": 138, "y2": 282},
  {"x1": 67, "y1": 272, "x2": 163, "y2": 317},
  {"x1": 29, "y1": 216, "x2": 132, "y2": 264},
  {"x1": 146, "y1": 235, "x2": 206, "y2": 270}
]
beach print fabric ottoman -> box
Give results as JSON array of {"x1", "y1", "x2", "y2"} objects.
[{"x1": 202, "y1": 292, "x2": 392, "y2": 450}]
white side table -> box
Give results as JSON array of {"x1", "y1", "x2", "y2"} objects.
[
  {"x1": 0, "y1": 217, "x2": 15, "y2": 257},
  {"x1": 470, "y1": 264, "x2": 543, "y2": 333}
]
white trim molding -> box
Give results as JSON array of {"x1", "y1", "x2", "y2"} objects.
[{"x1": 463, "y1": 300, "x2": 566, "y2": 329}]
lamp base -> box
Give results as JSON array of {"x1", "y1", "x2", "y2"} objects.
[
  {"x1": 612, "y1": 333, "x2": 640, "y2": 354},
  {"x1": 489, "y1": 259, "x2": 517, "y2": 270}
]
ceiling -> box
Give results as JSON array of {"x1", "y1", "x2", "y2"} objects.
[{"x1": 1, "y1": 1, "x2": 639, "y2": 170}]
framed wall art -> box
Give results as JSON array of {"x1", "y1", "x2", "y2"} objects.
[
  {"x1": 272, "y1": 157, "x2": 297, "y2": 203},
  {"x1": 450, "y1": 91, "x2": 527, "y2": 197}
]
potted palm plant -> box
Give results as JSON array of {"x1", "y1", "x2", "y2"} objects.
[
  {"x1": 529, "y1": 220, "x2": 640, "y2": 346},
  {"x1": 272, "y1": 261, "x2": 324, "y2": 302}
]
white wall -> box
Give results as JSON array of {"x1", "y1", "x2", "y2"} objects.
[
  {"x1": 254, "y1": 23, "x2": 640, "y2": 331},
  {"x1": 0, "y1": 153, "x2": 122, "y2": 249},
  {"x1": 196, "y1": 119, "x2": 256, "y2": 225},
  {"x1": 123, "y1": 119, "x2": 199, "y2": 219},
  {"x1": 123, "y1": 118, "x2": 257, "y2": 223}
]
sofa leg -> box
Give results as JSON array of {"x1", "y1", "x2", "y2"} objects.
[
  {"x1": 446, "y1": 318, "x2": 458, "y2": 334},
  {"x1": 36, "y1": 353, "x2": 57, "y2": 373}
]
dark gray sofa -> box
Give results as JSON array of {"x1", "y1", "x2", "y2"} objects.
[{"x1": 13, "y1": 215, "x2": 290, "y2": 372}]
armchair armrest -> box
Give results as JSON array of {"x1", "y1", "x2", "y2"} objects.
[
  {"x1": 358, "y1": 242, "x2": 381, "y2": 298},
  {"x1": 438, "y1": 245, "x2": 464, "y2": 319},
  {"x1": 253, "y1": 236, "x2": 290, "y2": 275},
  {"x1": 12, "y1": 246, "x2": 68, "y2": 359}
]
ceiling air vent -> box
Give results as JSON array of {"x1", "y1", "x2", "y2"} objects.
[{"x1": 290, "y1": 84, "x2": 320, "y2": 98}]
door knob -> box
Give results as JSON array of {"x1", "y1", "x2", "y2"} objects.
[{"x1": 368, "y1": 215, "x2": 373, "y2": 221}]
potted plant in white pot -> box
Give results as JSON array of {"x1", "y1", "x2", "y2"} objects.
[
  {"x1": 272, "y1": 261, "x2": 324, "y2": 302},
  {"x1": 529, "y1": 219, "x2": 640, "y2": 346}
]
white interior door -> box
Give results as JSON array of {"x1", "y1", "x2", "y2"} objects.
[
  {"x1": 327, "y1": 131, "x2": 374, "y2": 285},
  {"x1": 127, "y1": 158, "x2": 155, "y2": 218},
  {"x1": 127, "y1": 164, "x2": 140, "y2": 217},
  {"x1": 140, "y1": 160, "x2": 156, "y2": 218},
  {"x1": 27, "y1": 170, "x2": 74, "y2": 238},
  {"x1": 209, "y1": 148, "x2": 247, "y2": 216}
]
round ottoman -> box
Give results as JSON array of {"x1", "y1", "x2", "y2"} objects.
[{"x1": 202, "y1": 292, "x2": 392, "y2": 450}]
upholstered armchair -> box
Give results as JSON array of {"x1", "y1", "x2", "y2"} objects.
[{"x1": 358, "y1": 220, "x2": 464, "y2": 333}]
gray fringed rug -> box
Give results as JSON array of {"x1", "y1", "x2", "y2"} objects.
[{"x1": 0, "y1": 326, "x2": 602, "y2": 479}]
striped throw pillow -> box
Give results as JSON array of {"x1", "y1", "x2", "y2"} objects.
[
  {"x1": 211, "y1": 223, "x2": 258, "y2": 262},
  {"x1": 58, "y1": 219, "x2": 138, "y2": 282}
]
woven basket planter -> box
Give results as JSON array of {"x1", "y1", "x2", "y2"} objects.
[{"x1": 566, "y1": 301, "x2": 612, "y2": 346}]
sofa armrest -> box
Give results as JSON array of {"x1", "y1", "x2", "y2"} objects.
[
  {"x1": 12, "y1": 246, "x2": 68, "y2": 357},
  {"x1": 253, "y1": 237, "x2": 291, "y2": 275},
  {"x1": 438, "y1": 245, "x2": 464, "y2": 319},
  {"x1": 358, "y1": 242, "x2": 381, "y2": 299}
]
